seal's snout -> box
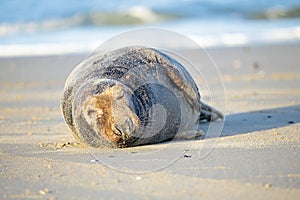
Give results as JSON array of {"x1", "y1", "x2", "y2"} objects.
[
  {"x1": 112, "y1": 117, "x2": 133, "y2": 143},
  {"x1": 113, "y1": 117, "x2": 134, "y2": 135}
]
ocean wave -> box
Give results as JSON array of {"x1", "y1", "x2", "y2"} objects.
[
  {"x1": 248, "y1": 6, "x2": 300, "y2": 20},
  {"x1": 0, "y1": 6, "x2": 178, "y2": 36},
  {"x1": 1, "y1": 1, "x2": 300, "y2": 57}
]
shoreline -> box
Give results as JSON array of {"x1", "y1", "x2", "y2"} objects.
[{"x1": 1, "y1": 40, "x2": 300, "y2": 58}]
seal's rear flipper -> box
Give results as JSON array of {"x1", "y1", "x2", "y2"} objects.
[{"x1": 199, "y1": 102, "x2": 224, "y2": 122}]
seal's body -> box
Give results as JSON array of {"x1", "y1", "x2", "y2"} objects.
[{"x1": 61, "y1": 47, "x2": 223, "y2": 148}]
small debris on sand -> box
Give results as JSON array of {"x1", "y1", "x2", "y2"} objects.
[{"x1": 38, "y1": 142, "x2": 82, "y2": 149}]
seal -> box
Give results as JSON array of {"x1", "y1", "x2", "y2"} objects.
[{"x1": 61, "y1": 46, "x2": 223, "y2": 148}]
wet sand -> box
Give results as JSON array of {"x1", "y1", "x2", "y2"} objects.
[{"x1": 0, "y1": 43, "x2": 300, "y2": 199}]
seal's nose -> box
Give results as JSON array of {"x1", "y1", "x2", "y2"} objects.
[{"x1": 113, "y1": 117, "x2": 134, "y2": 137}]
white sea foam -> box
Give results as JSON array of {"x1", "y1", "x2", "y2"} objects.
[
  {"x1": 0, "y1": 42, "x2": 99, "y2": 57},
  {"x1": 0, "y1": 26, "x2": 300, "y2": 57},
  {"x1": 262, "y1": 26, "x2": 300, "y2": 42}
]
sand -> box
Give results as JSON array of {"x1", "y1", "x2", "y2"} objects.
[{"x1": 0, "y1": 43, "x2": 300, "y2": 199}]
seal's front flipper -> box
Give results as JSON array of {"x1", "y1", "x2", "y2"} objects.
[
  {"x1": 174, "y1": 130, "x2": 204, "y2": 140},
  {"x1": 199, "y1": 102, "x2": 223, "y2": 122}
]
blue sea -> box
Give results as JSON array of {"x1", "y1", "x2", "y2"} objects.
[{"x1": 1, "y1": 0, "x2": 300, "y2": 56}]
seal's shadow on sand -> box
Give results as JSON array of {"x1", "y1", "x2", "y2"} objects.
[{"x1": 201, "y1": 105, "x2": 300, "y2": 138}]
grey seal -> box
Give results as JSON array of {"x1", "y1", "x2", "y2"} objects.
[{"x1": 61, "y1": 46, "x2": 223, "y2": 148}]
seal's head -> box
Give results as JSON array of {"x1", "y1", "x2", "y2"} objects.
[{"x1": 81, "y1": 81, "x2": 139, "y2": 147}]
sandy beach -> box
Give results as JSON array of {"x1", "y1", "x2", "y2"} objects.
[{"x1": 0, "y1": 43, "x2": 300, "y2": 199}]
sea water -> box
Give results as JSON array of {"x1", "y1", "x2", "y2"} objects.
[{"x1": 0, "y1": 0, "x2": 300, "y2": 56}]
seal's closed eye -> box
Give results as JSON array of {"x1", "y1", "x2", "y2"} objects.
[
  {"x1": 115, "y1": 90, "x2": 125, "y2": 99},
  {"x1": 113, "y1": 124, "x2": 123, "y2": 136}
]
